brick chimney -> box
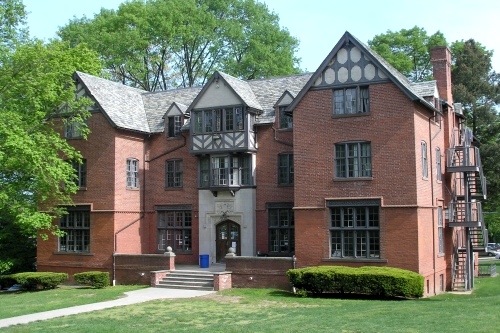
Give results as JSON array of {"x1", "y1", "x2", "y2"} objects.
[{"x1": 431, "y1": 46, "x2": 453, "y2": 104}]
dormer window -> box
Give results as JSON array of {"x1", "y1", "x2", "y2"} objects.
[
  {"x1": 279, "y1": 106, "x2": 293, "y2": 129},
  {"x1": 167, "y1": 115, "x2": 181, "y2": 138},
  {"x1": 333, "y1": 86, "x2": 369, "y2": 115}
]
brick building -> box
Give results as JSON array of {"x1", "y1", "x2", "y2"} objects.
[{"x1": 37, "y1": 31, "x2": 486, "y2": 295}]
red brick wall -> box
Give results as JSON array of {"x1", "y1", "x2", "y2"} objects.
[
  {"x1": 114, "y1": 253, "x2": 174, "y2": 285},
  {"x1": 225, "y1": 256, "x2": 294, "y2": 290},
  {"x1": 293, "y1": 83, "x2": 419, "y2": 208},
  {"x1": 254, "y1": 125, "x2": 294, "y2": 254},
  {"x1": 143, "y1": 132, "x2": 200, "y2": 264}
]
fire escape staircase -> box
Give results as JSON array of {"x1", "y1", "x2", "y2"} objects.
[{"x1": 447, "y1": 129, "x2": 487, "y2": 291}]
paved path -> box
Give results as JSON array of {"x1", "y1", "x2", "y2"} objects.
[{"x1": 0, "y1": 288, "x2": 214, "y2": 329}]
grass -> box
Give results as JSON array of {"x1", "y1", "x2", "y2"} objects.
[
  {"x1": 0, "y1": 285, "x2": 145, "y2": 320},
  {"x1": 1, "y1": 277, "x2": 500, "y2": 332}
]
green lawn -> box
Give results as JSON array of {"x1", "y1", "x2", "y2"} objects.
[
  {"x1": 1, "y1": 277, "x2": 500, "y2": 332},
  {"x1": 0, "y1": 285, "x2": 145, "y2": 320}
]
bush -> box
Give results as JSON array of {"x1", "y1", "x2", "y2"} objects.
[
  {"x1": 74, "y1": 271, "x2": 110, "y2": 289},
  {"x1": 287, "y1": 266, "x2": 424, "y2": 298},
  {"x1": 6, "y1": 272, "x2": 68, "y2": 290}
]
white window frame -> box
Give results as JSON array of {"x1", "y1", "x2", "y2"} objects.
[{"x1": 126, "y1": 158, "x2": 139, "y2": 188}]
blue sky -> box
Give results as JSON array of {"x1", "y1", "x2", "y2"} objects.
[{"x1": 24, "y1": 0, "x2": 500, "y2": 73}]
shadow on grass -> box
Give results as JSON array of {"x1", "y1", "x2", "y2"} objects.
[{"x1": 266, "y1": 289, "x2": 411, "y2": 301}]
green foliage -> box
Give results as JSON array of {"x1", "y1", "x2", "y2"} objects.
[
  {"x1": 368, "y1": 26, "x2": 447, "y2": 82},
  {"x1": 4, "y1": 272, "x2": 68, "y2": 290},
  {"x1": 0, "y1": 38, "x2": 102, "y2": 237},
  {"x1": 0, "y1": 214, "x2": 36, "y2": 275},
  {"x1": 74, "y1": 271, "x2": 110, "y2": 289},
  {"x1": 57, "y1": 0, "x2": 300, "y2": 90},
  {"x1": 287, "y1": 266, "x2": 424, "y2": 298},
  {"x1": 0, "y1": 0, "x2": 28, "y2": 51}
]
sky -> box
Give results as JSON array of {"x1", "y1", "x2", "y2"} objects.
[{"x1": 23, "y1": 0, "x2": 500, "y2": 73}]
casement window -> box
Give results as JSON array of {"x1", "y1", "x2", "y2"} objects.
[
  {"x1": 329, "y1": 201, "x2": 380, "y2": 258},
  {"x1": 167, "y1": 115, "x2": 181, "y2": 138},
  {"x1": 126, "y1": 158, "x2": 139, "y2": 188},
  {"x1": 279, "y1": 106, "x2": 293, "y2": 129},
  {"x1": 436, "y1": 148, "x2": 442, "y2": 182},
  {"x1": 157, "y1": 210, "x2": 192, "y2": 252},
  {"x1": 193, "y1": 107, "x2": 244, "y2": 134},
  {"x1": 71, "y1": 159, "x2": 87, "y2": 188},
  {"x1": 422, "y1": 141, "x2": 428, "y2": 178},
  {"x1": 165, "y1": 159, "x2": 183, "y2": 188},
  {"x1": 65, "y1": 121, "x2": 84, "y2": 139},
  {"x1": 333, "y1": 86, "x2": 369, "y2": 115},
  {"x1": 199, "y1": 154, "x2": 252, "y2": 188},
  {"x1": 59, "y1": 207, "x2": 90, "y2": 253},
  {"x1": 438, "y1": 206, "x2": 444, "y2": 254},
  {"x1": 268, "y1": 205, "x2": 294, "y2": 255},
  {"x1": 278, "y1": 153, "x2": 294, "y2": 185},
  {"x1": 335, "y1": 142, "x2": 371, "y2": 178}
]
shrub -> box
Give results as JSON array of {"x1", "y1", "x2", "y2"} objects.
[
  {"x1": 74, "y1": 271, "x2": 110, "y2": 289},
  {"x1": 7, "y1": 272, "x2": 68, "y2": 290},
  {"x1": 287, "y1": 266, "x2": 424, "y2": 298}
]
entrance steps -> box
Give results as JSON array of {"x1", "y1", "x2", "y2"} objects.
[{"x1": 156, "y1": 270, "x2": 214, "y2": 291}]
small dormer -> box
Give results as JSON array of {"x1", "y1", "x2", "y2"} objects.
[
  {"x1": 163, "y1": 102, "x2": 188, "y2": 139},
  {"x1": 274, "y1": 91, "x2": 294, "y2": 130}
]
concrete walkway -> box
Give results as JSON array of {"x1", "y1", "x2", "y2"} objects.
[{"x1": 0, "y1": 287, "x2": 215, "y2": 329}]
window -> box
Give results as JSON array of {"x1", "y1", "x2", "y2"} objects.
[
  {"x1": 71, "y1": 159, "x2": 87, "y2": 188},
  {"x1": 126, "y1": 158, "x2": 139, "y2": 188},
  {"x1": 193, "y1": 107, "x2": 245, "y2": 134},
  {"x1": 157, "y1": 210, "x2": 192, "y2": 252},
  {"x1": 59, "y1": 207, "x2": 90, "y2": 253},
  {"x1": 167, "y1": 115, "x2": 181, "y2": 138},
  {"x1": 166, "y1": 159, "x2": 183, "y2": 188},
  {"x1": 329, "y1": 202, "x2": 380, "y2": 258},
  {"x1": 268, "y1": 206, "x2": 294, "y2": 255},
  {"x1": 279, "y1": 106, "x2": 293, "y2": 129},
  {"x1": 278, "y1": 153, "x2": 294, "y2": 185},
  {"x1": 421, "y1": 141, "x2": 428, "y2": 178},
  {"x1": 199, "y1": 154, "x2": 252, "y2": 188},
  {"x1": 436, "y1": 148, "x2": 442, "y2": 182},
  {"x1": 335, "y1": 142, "x2": 371, "y2": 178},
  {"x1": 65, "y1": 120, "x2": 84, "y2": 139},
  {"x1": 438, "y1": 206, "x2": 444, "y2": 254},
  {"x1": 333, "y1": 86, "x2": 369, "y2": 115}
]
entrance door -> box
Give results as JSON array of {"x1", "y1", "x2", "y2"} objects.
[{"x1": 216, "y1": 221, "x2": 240, "y2": 262}]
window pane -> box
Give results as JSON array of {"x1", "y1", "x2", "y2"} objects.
[
  {"x1": 204, "y1": 110, "x2": 213, "y2": 132},
  {"x1": 225, "y1": 108, "x2": 234, "y2": 131},
  {"x1": 344, "y1": 231, "x2": 354, "y2": 256},
  {"x1": 334, "y1": 90, "x2": 345, "y2": 114},
  {"x1": 331, "y1": 231, "x2": 342, "y2": 257},
  {"x1": 345, "y1": 88, "x2": 356, "y2": 114},
  {"x1": 357, "y1": 231, "x2": 367, "y2": 257}
]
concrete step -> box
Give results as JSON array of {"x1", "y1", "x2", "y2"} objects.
[{"x1": 158, "y1": 270, "x2": 215, "y2": 291}]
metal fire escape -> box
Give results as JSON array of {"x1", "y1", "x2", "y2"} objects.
[{"x1": 447, "y1": 127, "x2": 487, "y2": 291}]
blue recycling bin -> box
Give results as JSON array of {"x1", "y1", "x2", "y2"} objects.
[{"x1": 199, "y1": 254, "x2": 209, "y2": 268}]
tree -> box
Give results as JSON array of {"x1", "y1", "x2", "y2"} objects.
[
  {"x1": 368, "y1": 26, "x2": 447, "y2": 82},
  {"x1": 57, "y1": 0, "x2": 300, "y2": 91},
  {"x1": 0, "y1": 0, "x2": 28, "y2": 52},
  {"x1": 0, "y1": 39, "x2": 102, "y2": 272},
  {"x1": 450, "y1": 39, "x2": 500, "y2": 215}
]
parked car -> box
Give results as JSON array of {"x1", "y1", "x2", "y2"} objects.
[
  {"x1": 488, "y1": 243, "x2": 500, "y2": 250},
  {"x1": 496, "y1": 252, "x2": 500, "y2": 259},
  {"x1": 479, "y1": 245, "x2": 500, "y2": 257}
]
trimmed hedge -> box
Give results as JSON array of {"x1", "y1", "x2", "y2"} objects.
[
  {"x1": 287, "y1": 266, "x2": 424, "y2": 298},
  {"x1": 1, "y1": 272, "x2": 68, "y2": 290},
  {"x1": 74, "y1": 271, "x2": 110, "y2": 289}
]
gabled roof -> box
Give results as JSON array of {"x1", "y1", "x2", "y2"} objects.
[
  {"x1": 411, "y1": 81, "x2": 438, "y2": 98},
  {"x1": 74, "y1": 71, "x2": 151, "y2": 133},
  {"x1": 162, "y1": 102, "x2": 189, "y2": 119},
  {"x1": 287, "y1": 31, "x2": 438, "y2": 114},
  {"x1": 143, "y1": 88, "x2": 202, "y2": 132}
]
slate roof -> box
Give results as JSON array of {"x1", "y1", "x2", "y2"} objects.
[
  {"x1": 411, "y1": 81, "x2": 437, "y2": 98},
  {"x1": 75, "y1": 72, "x2": 150, "y2": 133},
  {"x1": 142, "y1": 88, "x2": 202, "y2": 133}
]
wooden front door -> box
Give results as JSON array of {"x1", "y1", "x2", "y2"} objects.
[{"x1": 216, "y1": 221, "x2": 240, "y2": 262}]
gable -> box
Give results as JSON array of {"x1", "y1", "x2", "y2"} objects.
[
  {"x1": 164, "y1": 102, "x2": 187, "y2": 118},
  {"x1": 275, "y1": 91, "x2": 295, "y2": 107},
  {"x1": 193, "y1": 79, "x2": 243, "y2": 109},
  {"x1": 312, "y1": 44, "x2": 388, "y2": 88}
]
